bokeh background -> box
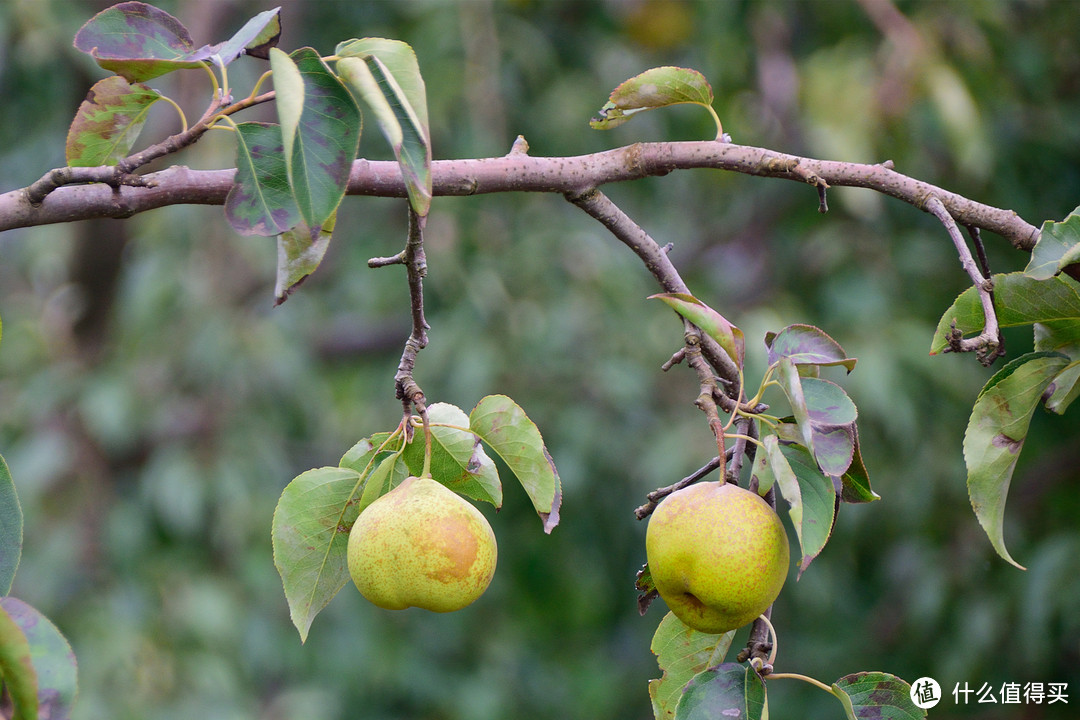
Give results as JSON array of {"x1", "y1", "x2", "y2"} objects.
[{"x1": 1, "y1": 1, "x2": 1079, "y2": 718}]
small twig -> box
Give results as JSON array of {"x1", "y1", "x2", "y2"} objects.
[
  {"x1": 393, "y1": 207, "x2": 431, "y2": 409},
  {"x1": 967, "y1": 224, "x2": 992, "y2": 279},
  {"x1": 660, "y1": 347, "x2": 686, "y2": 371},
  {"x1": 565, "y1": 187, "x2": 741, "y2": 387},
  {"x1": 634, "y1": 453, "x2": 730, "y2": 520},
  {"x1": 925, "y1": 195, "x2": 1004, "y2": 365}
]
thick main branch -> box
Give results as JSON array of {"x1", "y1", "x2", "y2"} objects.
[{"x1": 0, "y1": 142, "x2": 1040, "y2": 252}]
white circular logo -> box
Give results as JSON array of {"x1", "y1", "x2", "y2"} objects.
[{"x1": 910, "y1": 677, "x2": 941, "y2": 709}]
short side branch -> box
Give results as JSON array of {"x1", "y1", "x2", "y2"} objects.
[{"x1": 391, "y1": 207, "x2": 431, "y2": 414}]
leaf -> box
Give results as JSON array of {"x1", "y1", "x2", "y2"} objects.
[
  {"x1": 271, "y1": 466, "x2": 365, "y2": 641},
  {"x1": 778, "y1": 445, "x2": 836, "y2": 576},
  {"x1": 0, "y1": 454, "x2": 23, "y2": 595},
  {"x1": 273, "y1": 214, "x2": 335, "y2": 305},
  {"x1": 1044, "y1": 359, "x2": 1080, "y2": 414},
  {"x1": 73, "y1": 1, "x2": 211, "y2": 82},
  {"x1": 0, "y1": 600, "x2": 37, "y2": 720},
  {"x1": 930, "y1": 272, "x2": 1080, "y2": 354},
  {"x1": 402, "y1": 403, "x2": 502, "y2": 507},
  {"x1": 0, "y1": 598, "x2": 78, "y2": 720},
  {"x1": 831, "y1": 672, "x2": 925, "y2": 720},
  {"x1": 339, "y1": 433, "x2": 410, "y2": 507},
  {"x1": 337, "y1": 53, "x2": 432, "y2": 216},
  {"x1": 269, "y1": 47, "x2": 361, "y2": 231},
  {"x1": 649, "y1": 293, "x2": 744, "y2": 368},
  {"x1": 648, "y1": 612, "x2": 735, "y2": 720},
  {"x1": 1025, "y1": 207, "x2": 1080, "y2": 280},
  {"x1": 65, "y1": 76, "x2": 161, "y2": 166},
  {"x1": 226, "y1": 122, "x2": 301, "y2": 237},
  {"x1": 776, "y1": 358, "x2": 816, "y2": 455},
  {"x1": 207, "y1": 7, "x2": 281, "y2": 66},
  {"x1": 673, "y1": 663, "x2": 766, "y2": 720},
  {"x1": 839, "y1": 428, "x2": 879, "y2": 503},
  {"x1": 591, "y1": 66, "x2": 714, "y2": 130},
  {"x1": 336, "y1": 38, "x2": 430, "y2": 132},
  {"x1": 469, "y1": 395, "x2": 561, "y2": 533},
  {"x1": 963, "y1": 351, "x2": 1069, "y2": 569},
  {"x1": 802, "y1": 377, "x2": 858, "y2": 475},
  {"x1": 765, "y1": 324, "x2": 857, "y2": 373}
]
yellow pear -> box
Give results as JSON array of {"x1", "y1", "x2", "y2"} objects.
[
  {"x1": 347, "y1": 475, "x2": 497, "y2": 612},
  {"x1": 646, "y1": 481, "x2": 789, "y2": 634}
]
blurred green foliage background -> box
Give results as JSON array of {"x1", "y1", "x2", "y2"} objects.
[{"x1": 1, "y1": 1, "x2": 1079, "y2": 718}]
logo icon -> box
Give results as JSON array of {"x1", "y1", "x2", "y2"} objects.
[{"x1": 911, "y1": 677, "x2": 941, "y2": 709}]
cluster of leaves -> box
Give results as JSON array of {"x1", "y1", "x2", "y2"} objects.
[
  {"x1": 930, "y1": 206, "x2": 1080, "y2": 568},
  {"x1": 67, "y1": 1, "x2": 432, "y2": 305},
  {"x1": 271, "y1": 396, "x2": 562, "y2": 641},
  {"x1": 0, "y1": 319, "x2": 79, "y2": 720},
  {"x1": 647, "y1": 613, "x2": 920, "y2": 720}
]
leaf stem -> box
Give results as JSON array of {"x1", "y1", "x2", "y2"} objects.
[
  {"x1": 705, "y1": 104, "x2": 724, "y2": 141},
  {"x1": 768, "y1": 672, "x2": 835, "y2": 694}
]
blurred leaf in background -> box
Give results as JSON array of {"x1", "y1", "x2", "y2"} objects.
[{"x1": 0, "y1": 1, "x2": 1078, "y2": 719}]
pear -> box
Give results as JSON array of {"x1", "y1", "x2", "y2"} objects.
[
  {"x1": 347, "y1": 475, "x2": 497, "y2": 612},
  {"x1": 645, "y1": 481, "x2": 789, "y2": 634}
]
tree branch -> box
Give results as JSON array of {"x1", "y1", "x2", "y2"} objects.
[
  {"x1": 1, "y1": 141, "x2": 1041, "y2": 255},
  {"x1": 388, "y1": 207, "x2": 430, "y2": 413}
]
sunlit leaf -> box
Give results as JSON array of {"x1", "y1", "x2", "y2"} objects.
[
  {"x1": 649, "y1": 293, "x2": 744, "y2": 367},
  {"x1": 1026, "y1": 207, "x2": 1080, "y2": 280},
  {"x1": 271, "y1": 466, "x2": 364, "y2": 641},
  {"x1": 765, "y1": 324, "x2": 857, "y2": 373},
  {"x1": 469, "y1": 395, "x2": 561, "y2": 533},
  {"x1": 270, "y1": 47, "x2": 361, "y2": 231},
  {"x1": 649, "y1": 612, "x2": 735, "y2": 720},
  {"x1": 0, "y1": 601, "x2": 37, "y2": 720},
  {"x1": 226, "y1": 122, "x2": 300, "y2": 237},
  {"x1": 964, "y1": 352, "x2": 1069, "y2": 569},
  {"x1": 591, "y1": 66, "x2": 714, "y2": 131},
  {"x1": 336, "y1": 37, "x2": 429, "y2": 132},
  {"x1": 65, "y1": 76, "x2": 161, "y2": 166},
  {"x1": 402, "y1": 403, "x2": 502, "y2": 507},
  {"x1": 337, "y1": 53, "x2": 432, "y2": 215},
  {"x1": 1044, "y1": 359, "x2": 1080, "y2": 414},
  {"x1": 831, "y1": 672, "x2": 925, "y2": 720},
  {"x1": 778, "y1": 445, "x2": 836, "y2": 575},
  {"x1": 0, "y1": 598, "x2": 78, "y2": 720},
  {"x1": 673, "y1": 663, "x2": 766, "y2": 720},
  {"x1": 0, "y1": 454, "x2": 22, "y2": 596},
  {"x1": 73, "y1": 1, "x2": 211, "y2": 82},
  {"x1": 208, "y1": 7, "x2": 281, "y2": 65},
  {"x1": 273, "y1": 214, "x2": 335, "y2": 305},
  {"x1": 930, "y1": 272, "x2": 1080, "y2": 354}
]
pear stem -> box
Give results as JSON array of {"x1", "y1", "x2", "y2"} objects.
[{"x1": 420, "y1": 406, "x2": 433, "y2": 479}]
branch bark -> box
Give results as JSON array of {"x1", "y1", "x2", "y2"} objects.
[{"x1": 0, "y1": 141, "x2": 1040, "y2": 254}]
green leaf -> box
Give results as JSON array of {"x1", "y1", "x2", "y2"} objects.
[
  {"x1": 339, "y1": 433, "x2": 410, "y2": 508},
  {"x1": 964, "y1": 351, "x2": 1069, "y2": 569},
  {"x1": 271, "y1": 466, "x2": 364, "y2": 642},
  {"x1": 64, "y1": 76, "x2": 161, "y2": 166},
  {"x1": 673, "y1": 663, "x2": 766, "y2": 720},
  {"x1": 649, "y1": 293, "x2": 744, "y2": 367},
  {"x1": 930, "y1": 272, "x2": 1080, "y2": 354},
  {"x1": 778, "y1": 445, "x2": 836, "y2": 575},
  {"x1": 765, "y1": 324, "x2": 857, "y2": 373},
  {"x1": 591, "y1": 66, "x2": 714, "y2": 131},
  {"x1": 831, "y1": 672, "x2": 925, "y2": 720},
  {"x1": 273, "y1": 213, "x2": 335, "y2": 306},
  {"x1": 337, "y1": 53, "x2": 432, "y2": 216},
  {"x1": 0, "y1": 600, "x2": 37, "y2": 720},
  {"x1": 226, "y1": 122, "x2": 301, "y2": 237},
  {"x1": 0, "y1": 454, "x2": 23, "y2": 595},
  {"x1": 207, "y1": 7, "x2": 281, "y2": 65},
  {"x1": 776, "y1": 358, "x2": 817, "y2": 456},
  {"x1": 469, "y1": 395, "x2": 561, "y2": 533},
  {"x1": 73, "y1": 1, "x2": 210, "y2": 82},
  {"x1": 1026, "y1": 207, "x2": 1080, "y2": 280},
  {"x1": 0, "y1": 598, "x2": 78, "y2": 720},
  {"x1": 270, "y1": 47, "x2": 361, "y2": 231},
  {"x1": 648, "y1": 612, "x2": 735, "y2": 720},
  {"x1": 336, "y1": 38, "x2": 430, "y2": 132},
  {"x1": 402, "y1": 403, "x2": 502, "y2": 507}
]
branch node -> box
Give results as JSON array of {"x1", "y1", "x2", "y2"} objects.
[{"x1": 507, "y1": 135, "x2": 530, "y2": 156}]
